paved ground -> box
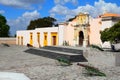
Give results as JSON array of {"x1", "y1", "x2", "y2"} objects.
[
  {"x1": 0, "y1": 44, "x2": 120, "y2": 80},
  {"x1": 0, "y1": 44, "x2": 57, "y2": 80}
]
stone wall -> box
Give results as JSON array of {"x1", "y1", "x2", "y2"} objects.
[
  {"x1": 0, "y1": 38, "x2": 16, "y2": 44},
  {"x1": 116, "y1": 53, "x2": 120, "y2": 66},
  {"x1": 83, "y1": 48, "x2": 119, "y2": 68}
]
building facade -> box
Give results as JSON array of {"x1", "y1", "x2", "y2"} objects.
[{"x1": 16, "y1": 13, "x2": 120, "y2": 47}]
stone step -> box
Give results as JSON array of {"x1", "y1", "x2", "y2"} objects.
[
  {"x1": 24, "y1": 47, "x2": 87, "y2": 62},
  {"x1": 41, "y1": 46, "x2": 83, "y2": 54}
]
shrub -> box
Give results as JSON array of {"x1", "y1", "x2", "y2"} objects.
[
  {"x1": 57, "y1": 57, "x2": 72, "y2": 66},
  {"x1": 90, "y1": 44, "x2": 104, "y2": 51},
  {"x1": 77, "y1": 63, "x2": 106, "y2": 77},
  {"x1": 63, "y1": 41, "x2": 69, "y2": 46},
  {"x1": 101, "y1": 21, "x2": 120, "y2": 43}
]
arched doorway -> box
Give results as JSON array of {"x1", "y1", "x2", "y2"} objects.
[
  {"x1": 79, "y1": 31, "x2": 84, "y2": 45},
  {"x1": 51, "y1": 32, "x2": 58, "y2": 46}
]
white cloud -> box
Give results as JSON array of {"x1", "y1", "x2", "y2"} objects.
[
  {"x1": 0, "y1": 0, "x2": 45, "y2": 9},
  {"x1": 73, "y1": 4, "x2": 97, "y2": 17},
  {"x1": 50, "y1": 5, "x2": 72, "y2": 15},
  {"x1": 50, "y1": 13, "x2": 55, "y2": 18},
  {"x1": 54, "y1": 0, "x2": 78, "y2": 5},
  {"x1": 8, "y1": 10, "x2": 40, "y2": 36},
  {"x1": 50, "y1": 4, "x2": 76, "y2": 21},
  {"x1": 0, "y1": 10, "x2": 5, "y2": 14},
  {"x1": 74, "y1": 0, "x2": 120, "y2": 18},
  {"x1": 71, "y1": 0, "x2": 79, "y2": 5},
  {"x1": 94, "y1": 0, "x2": 120, "y2": 15},
  {"x1": 51, "y1": 0, "x2": 120, "y2": 21},
  {"x1": 54, "y1": 0, "x2": 60, "y2": 4}
]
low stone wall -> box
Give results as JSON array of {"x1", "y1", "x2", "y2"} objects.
[
  {"x1": 116, "y1": 53, "x2": 120, "y2": 66},
  {"x1": 0, "y1": 38, "x2": 16, "y2": 44},
  {"x1": 83, "y1": 48, "x2": 119, "y2": 68}
]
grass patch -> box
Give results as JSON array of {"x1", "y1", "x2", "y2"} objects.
[
  {"x1": 57, "y1": 57, "x2": 72, "y2": 66},
  {"x1": 90, "y1": 44, "x2": 104, "y2": 51},
  {"x1": 77, "y1": 63, "x2": 106, "y2": 77},
  {"x1": 1, "y1": 43, "x2": 10, "y2": 47}
]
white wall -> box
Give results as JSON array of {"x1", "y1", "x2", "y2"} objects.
[
  {"x1": 84, "y1": 50, "x2": 118, "y2": 68},
  {"x1": 17, "y1": 27, "x2": 59, "y2": 47},
  {"x1": 101, "y1": 20, "x2": 117, "y2": 31},
  {"x1": 35, "y1": 27, "x2": 58, "y2": 47},
  {"x1": 89, "y1": 18, "x2": 102, "y2": 45},
  {"x1": 58, "y1": 22, "x2": 75, "y2": 46},
  {"x1": 64, "y1": 22, "x2": 74, "y2": 46},
  {"x1": 16, "y1": 30, "x2": 34, "y2": 46},
  {"x1": 58, "y1": 24, "x2": 65, "y2": 46}
]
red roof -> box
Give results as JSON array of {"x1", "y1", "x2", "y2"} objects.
[{"x1": 101, "y1": 13, "x2": 120, "y2": 17}]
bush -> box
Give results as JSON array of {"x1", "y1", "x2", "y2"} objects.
[
  {"x1": 77, "y1": 63, "x2": 106, "y2": 77},
  {"x1": 101, "y1": 21, "x2": 120, "y2": 43},
  {"x1": 90, "y1": 44, "x2": 104, "y2": 51},
  {"x1": 57, "y1": 57, "x2": 72, "y2": 66}
]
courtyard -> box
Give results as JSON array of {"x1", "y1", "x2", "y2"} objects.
[{"x1": 0, "y1": 44, "x2": 120, "y2": 80}]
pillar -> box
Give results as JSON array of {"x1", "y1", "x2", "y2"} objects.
[{"x1": 83, "y1": 27, "x2": 89, "y2": 47}]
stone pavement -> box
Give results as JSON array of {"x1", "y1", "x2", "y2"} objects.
[{"x1": 0, "y1": 44, "x2": 120, "y2": 80}]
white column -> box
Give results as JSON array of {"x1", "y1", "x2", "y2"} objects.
[
  {"x1": 40, "y1": 32, "x2": 44, "y2": 47},
  {"x1": 83, "y1": 27, "x2": 88, "y2": 47},
  {"x1": 83, "y1": 39, "x2": 88, "y2": 47},
  {"x1": 47, "y1": 32, "x2": 51, "y2": 46},
  {"x1": 76, "y1": 36, "x2": 79, "y2": 46},
  {"x1": 58, "y1": 24, "x2": 64, "y2": 46}
]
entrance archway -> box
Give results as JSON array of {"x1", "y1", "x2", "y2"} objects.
[
  {"x1": 51, "y1": 32, "x2": 58, "y2": 46},
  {"x1": 79, "y1": 31, "x2": 84, "y2": 45},
  {"x1": 52, "y1": 36, "x2": 56, "y2": 45}
]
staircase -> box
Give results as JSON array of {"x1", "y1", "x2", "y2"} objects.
[
  {"x1": 24, "y1": 46, "x2": 87, "y2": 62},
  {"x1": 41, "y1": 46, "x2": 83, "y2": 54}
]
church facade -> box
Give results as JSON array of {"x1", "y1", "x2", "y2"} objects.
[{"x1": 16, "y1": 13, "x2": 120, "y2": 47}]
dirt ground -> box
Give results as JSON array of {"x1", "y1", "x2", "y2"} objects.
[
  {"x1": 0, "y1": 44, "x2": 120, "y2": 80},
  {"x1": 0, "y1": 44, "x2": 57, "y2": 80}
]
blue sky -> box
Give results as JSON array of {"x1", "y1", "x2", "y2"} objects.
[{"x1": 0, "y1": 0, "x2": 120, "y2": 36}]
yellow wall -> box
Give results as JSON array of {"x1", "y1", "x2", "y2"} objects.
[
  {"x1": 30, "y1": 32, "x2": 33, "y2": 45},
  {"x1": 76, "y1": 13, "x2": 88, "y2": 25},
  {"x1": 44, "y1": 32, "x2": 48, "y2": 46}
]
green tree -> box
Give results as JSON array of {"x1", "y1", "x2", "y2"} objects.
[
  {"x1": 27, "y1": 16, "x2": 57, "y2": 30},
  {"x1": 0, "y1": 14, "x2": 10, "y2": 37},
  {"x1": 101, "y1": 21, "x2": 120, "y2": 43}
]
